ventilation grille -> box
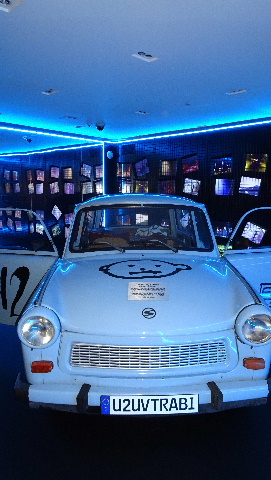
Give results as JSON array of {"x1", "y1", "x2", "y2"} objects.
[{"x1": 70, "y1": 341, "x2": 227, "y2": 370}]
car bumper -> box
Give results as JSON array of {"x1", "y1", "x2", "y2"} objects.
[{"x1": 14, "y1": 373, "x2": 269, "y2": 415}]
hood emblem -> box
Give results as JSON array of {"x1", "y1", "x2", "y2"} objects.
[{"x1": 142, "y1": 308, "x2": 156, "y2": 319}]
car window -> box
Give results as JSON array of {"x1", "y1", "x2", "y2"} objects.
[
  {"x1": 0, "y1": 209, "x2": 55, "y2": 252},
  {"x1": 70, "y1": 204, "x2": 213, "y2": 253},
  {"x1": 227, "y1": 209, "x2": 271, "y2": 251}
]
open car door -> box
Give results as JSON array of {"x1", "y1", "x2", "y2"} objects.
[
  {"x1": 0, "y1": 208, "x2": 59, "y2": 325},
  {"x1": 224, "y1": 207, "x2": 271, "y2": 308}
]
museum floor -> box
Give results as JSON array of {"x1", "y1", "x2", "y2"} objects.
[{"x1": 1, "y1": 324, "x2": 270, "y2": 480}]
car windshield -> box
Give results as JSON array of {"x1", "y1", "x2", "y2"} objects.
[{"x1": 70, "y1": 204, "x2": 213, "y2": 253}]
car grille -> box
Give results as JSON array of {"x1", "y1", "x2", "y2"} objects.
[{"x1": 70, "y1": 341, "x2": 227, "y2": 370}]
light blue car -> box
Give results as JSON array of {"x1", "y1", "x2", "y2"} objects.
[{"x1": 2, "y1": 195, "x2": 271, "y2": 415}]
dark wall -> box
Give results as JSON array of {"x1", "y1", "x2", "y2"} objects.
[
  {"x1": 115, "y1": 124, "x2": 271, "y2": 228},
  {"x1": 0, "y1": 146, "x2": 102, "y2": 252},
  {"x1": 1, "y1": 123, "x2": 271, "y2": 247}
]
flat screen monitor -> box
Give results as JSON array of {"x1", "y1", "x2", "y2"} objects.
[
  {"x1": 215, "y1": 179, "x2": 234, "y2": 195},
  {"x1": 241, "y1": 222, "x2": 266, "y2": 245},
  {"x1": 239, "y1": 177, "x2": 261, "y2": 196}
]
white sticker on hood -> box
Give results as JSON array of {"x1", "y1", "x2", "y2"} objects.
[{"x1": 128, "y1": 282, "x2": 168, "y2": 301}]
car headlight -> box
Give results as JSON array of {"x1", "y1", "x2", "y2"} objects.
[
  {"x1": 21, "y1": 317, "x2": 55, "y2": 347},
  {"x1": 236, "y1": 305, "x2": 271, "y2": 346},
  {"x1": 18, "y1": 307, "x2": 60, "y2": 348},
  {"x1": 242, "y1": 315, "x2": 271, "y2": 344}
]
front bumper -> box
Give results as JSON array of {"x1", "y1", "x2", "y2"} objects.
[{"x1": 14, "y1": 373, "x2": 269, "y2": 415}]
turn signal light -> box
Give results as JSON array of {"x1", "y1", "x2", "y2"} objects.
[
  {"x1": 31, "y1": 361, "x2": 54, "y2": 373},
  {"x1": 243, "y1": 358, "x2": 265, "y2": 370}
]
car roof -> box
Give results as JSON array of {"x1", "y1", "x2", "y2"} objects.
[{"x1": 75, "y1": 194, "x2": 206, "y2": 211}]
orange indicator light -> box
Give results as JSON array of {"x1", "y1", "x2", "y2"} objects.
[
  {"x1": 243, "y1": 358, "x2": 265, "y2": 370},
  {"x1": 31, "y1": 361, "x2": 54, "y2": 373}
]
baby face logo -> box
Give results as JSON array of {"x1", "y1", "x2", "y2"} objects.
[{"x1": 99, "y1": 259, "x2": 192, "y2": 279}]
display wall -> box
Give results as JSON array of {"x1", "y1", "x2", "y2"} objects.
[{"x1": 1, "y1": 123, "x2": 271, "y2": 251}]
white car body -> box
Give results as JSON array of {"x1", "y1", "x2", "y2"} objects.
[{"x1": 2, "y1": 195, "x2": 271, "y2": 415}]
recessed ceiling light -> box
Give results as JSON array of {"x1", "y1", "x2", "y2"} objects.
[
  {"x1": 0, "y1": 0, "x2": 25, "y2": 12},
  {"x1": 132, "y1": 52, "x2": 158, "y2": 62},
  {"x1": 41, "y1": 89, "x2": 59, "y2": 95},
  {"x1": 226, "y1": 89, "x2": 247, "y2": 95}
]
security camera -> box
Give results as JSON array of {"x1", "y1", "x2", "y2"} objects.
[
  {"x1": 96, "y1": 123, "x2": 105, "y2": 131},
  {"x1": 23, "y1": 136, "x2": 32, "y2": 143}
]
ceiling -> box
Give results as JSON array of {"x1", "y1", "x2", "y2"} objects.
[{"x1": 1, "y1": 0, "x2": 271, "y2": 154}]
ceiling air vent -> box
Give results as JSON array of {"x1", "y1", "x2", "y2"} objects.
[
  {"x1": 0, "y1": 0, "x2": 25, "y2": 12},
  {"x1": 132, "y1": 52, "x2": 158, "y2": 62}
]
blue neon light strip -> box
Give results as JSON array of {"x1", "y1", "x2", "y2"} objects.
[
  {"x1": 1, "y1": 117, "x2": 271, "y2": 155},
  {"x1": 0, "y1": 143, "x2": 103, "y2": 157},
  {"x1": 108, "y1": 118, "x2": 271, "y2": 144},
  {"x1": 0, "y1": 124, "x2": 103, "y2": 143},
  {"x1": 102, "y1": 142, "x2": 105, "y2": 194}
]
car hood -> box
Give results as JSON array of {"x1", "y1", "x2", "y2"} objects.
[{"x1": 41, "y1": 253, "x2": 254, "y2": 336}]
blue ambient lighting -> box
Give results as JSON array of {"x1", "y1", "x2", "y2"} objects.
[
  {"x1": 108, "y1": 118, "x2": 271, "y2": 144},
  {"x1": 0, "y1": 143, "x2": 103, "y2": 157},
  {"x1": 0, "y1": 125, "x2": 103, "y2": 143},
  {"x1": 102, "y1": 143, "x2": 105, "y2": 194}
]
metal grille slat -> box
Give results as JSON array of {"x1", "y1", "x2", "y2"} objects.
[{"x1": 70, "y1": 341, "x2": 227, "y2": 369}]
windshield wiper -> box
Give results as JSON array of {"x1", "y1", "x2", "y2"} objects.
[
  {"x1": 144, "y1": 238, "x2": 178, "y2": 253},
  {"x1": 93, "y1": 240, "x2": 125, "y2": 253}
]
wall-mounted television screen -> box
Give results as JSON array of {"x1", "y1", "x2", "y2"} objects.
[
  {"x1": 245, "y1": 154, "x2": 268, "y2": 173},
  {"x1": 82, "y1": 182, "x2": 93, "y2": 194},
  {"x1": 81, "y1": 164, "x2": 92, "y2": 178},
  {"x1": 213, "y1": 157, "x2": 232, "y2": 175},
  {"x1": 50, "y1": 166, "x2": 60, "y2": 178},
  {"x1": 95, "y1": 166, "x2": 103, "y2": 179},
  {"x1": 241, "y1": 221, "x2": 266, "y2": 244},
  {"x1": 119, "y1": 179, "x2": 133, "y2": 194},
  {"x1": 36, "y1": 170, "x2": 44, "y2": 181},
  {"x1": 15, "y1": 221, "x2": 22, "y2": 232},
  {"x1": 213, "y1": 221, "x2": 233, "y2": 238},
  {"x1": 117, "y1": 163, "x2": 132, "y2": 178},
  {"x1": 135, "y1": 180, "x2": 148, "y2": 193},
  {"x1": 64, "y1": 183, "x2": 74, "y2": 194},
  {"x1": 12, "y1": 171, "x2": 19, "y2": 181},
  {"x1": 50, "y1": 182, "x2": 59, "y2": 194},
  {"x1": 63, "y1": 167, "x2": 73, "y2": 180},
  {"x1": 36, "y1": 184, "x2": 43, "y2": 194},
  {"x1": 183, "y1": 178, "x2": 201, "y2": 196},
  {"x1": 135, "y1": 158, "x2": 149, "y2": 177},
  {"x1": 239, "y1": 176, "x2": 261, "y2": 196},
  {"x1": 182, "y1": 155, "x2": 199, "y2": 173},
  {"x1": 3, "y1": 169, "x2": 10, "y2": 180},
  {"x1": 36, "y1": 223, "x2": 44, "y2": 235},
  {"x1": 28, "y1": 183, "x2": 34, "y2": 194},
  {"x1": 215, "y1": 178, "x2": 234, "y2": 195},
  {"x1": 158, "y1": 180, "x2": 175, "y2": 195},
  {"x1": 95, "y1": 180, "x2": 103, "y2": 194},
  {"x1": 160, "y1": 160, "x2": 177, "y2": 176}
]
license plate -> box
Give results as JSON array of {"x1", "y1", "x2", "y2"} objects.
[{"x1": 100, "y1": 394, "x2": 199, "y2": 415}]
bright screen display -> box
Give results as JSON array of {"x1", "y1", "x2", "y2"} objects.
[
  {"x1": 241, "y1": 222, "x2": 266, "y2": 244},
  {"x1": 239, "y1": 177, "x2": 261, "y2": 196}
]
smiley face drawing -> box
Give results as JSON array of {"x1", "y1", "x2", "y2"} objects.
[{"x1": 99, "y1": 259, "x2": 192, "y2": 279}]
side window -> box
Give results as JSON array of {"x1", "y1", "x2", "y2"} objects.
[
  {"x1": 228, "y1": 209, "x2": 271, "y2": 250},
  {"x1": 0, "y1": 209, "x2": 55, "y2": 252}
]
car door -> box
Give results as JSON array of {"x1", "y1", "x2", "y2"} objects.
[
  {"x1": 0, "y1": 208, "x2": 59, "y2": 325},
  {"x1": 224, "y1": 207, "x2": 271, "y2": 308}
]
